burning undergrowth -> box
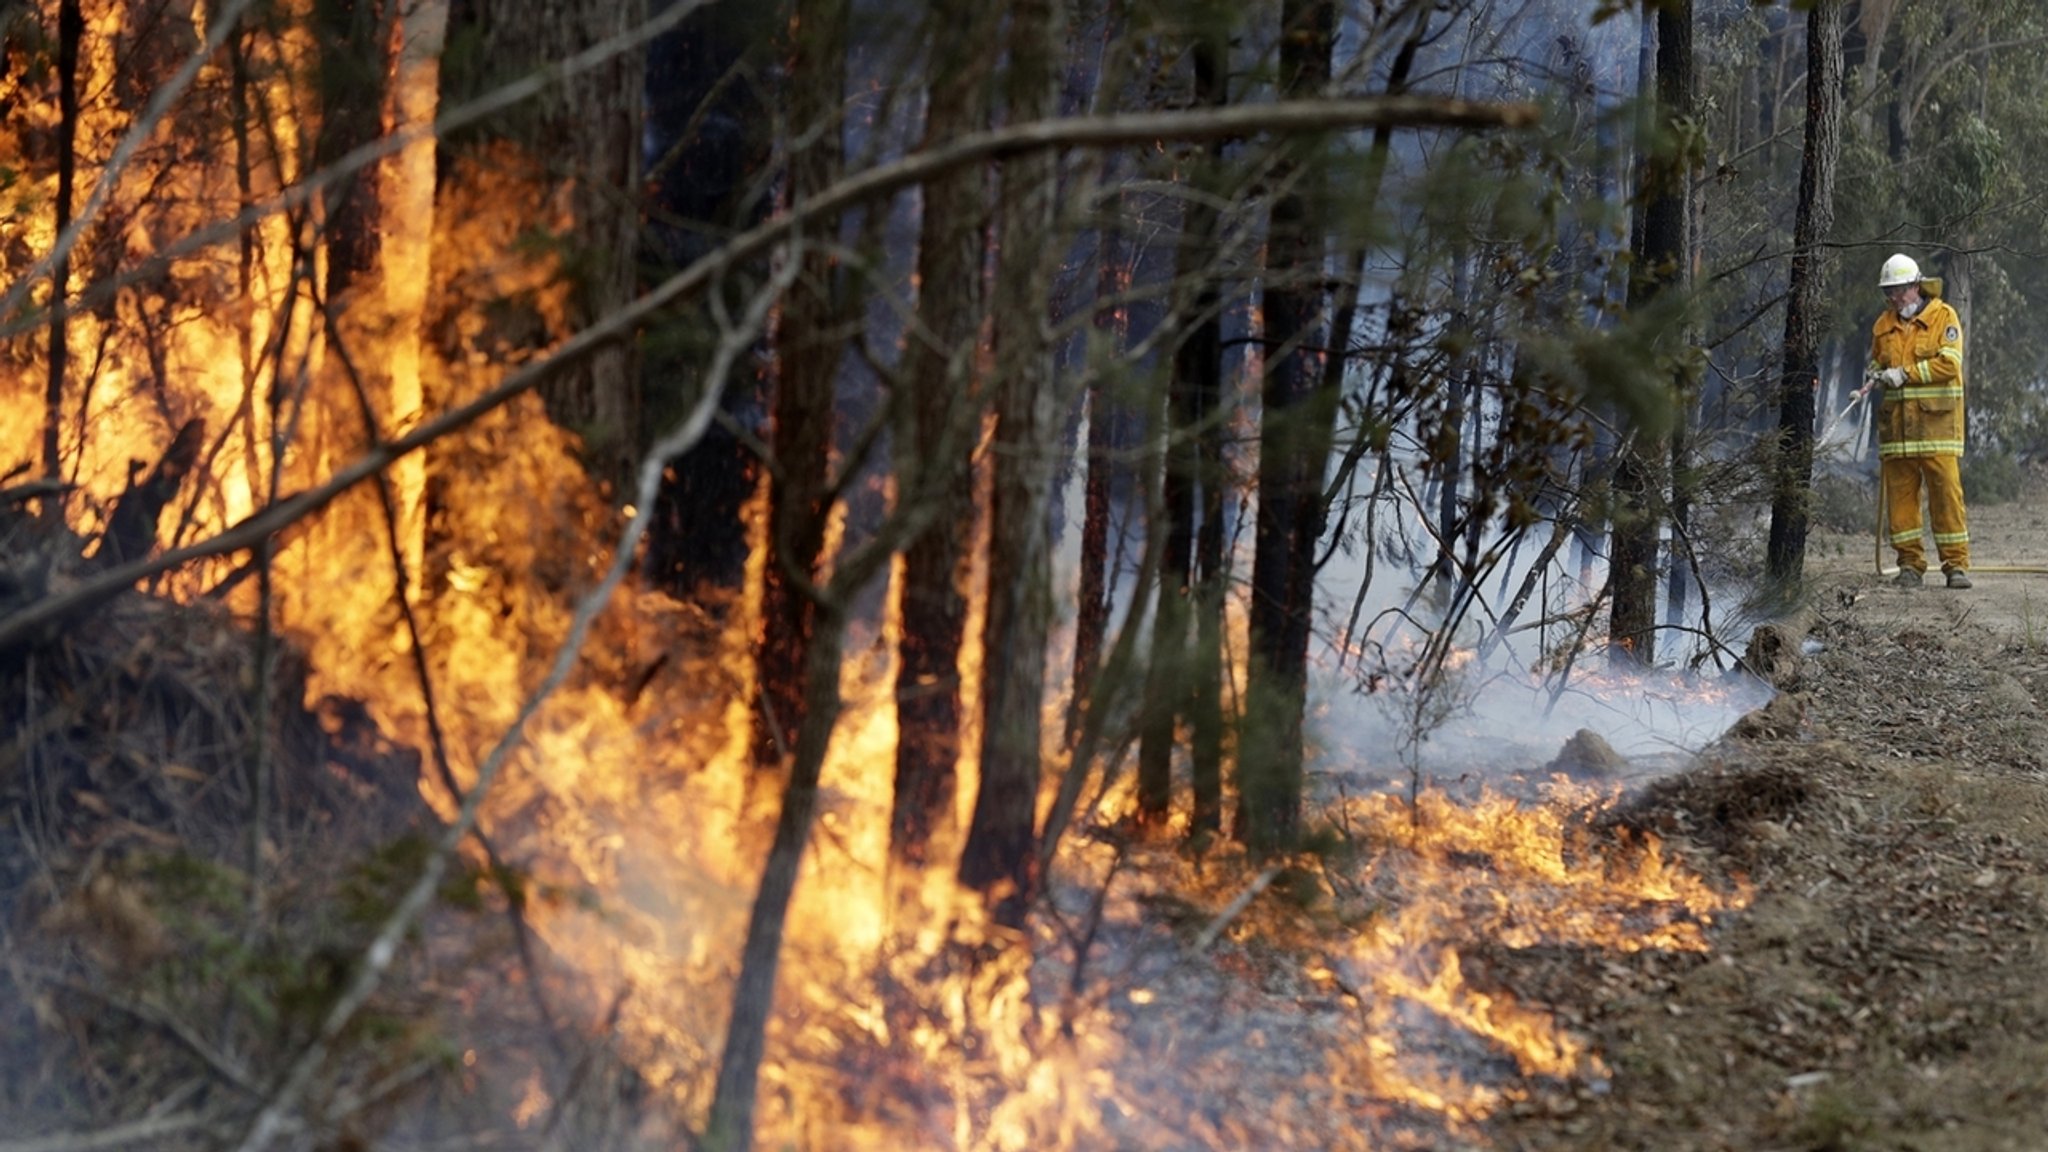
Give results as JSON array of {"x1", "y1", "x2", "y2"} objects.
[
  {"x1": 0, "y1": 493, "x2": 1785, "y2": 1151},
  {"x1": 0, "y1": 2, "x2": 1792, "y2": 1143},
  {"x1": 0, "y1": 504, "x2": 662, "y2": 1150},
  {"x1": 952, "y1": 760, "x2": 1761, "y2": 1149}
]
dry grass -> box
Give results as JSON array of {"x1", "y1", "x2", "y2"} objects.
[{"x1": 0, "y1": 512, "x2": 630, "y2": 1151}]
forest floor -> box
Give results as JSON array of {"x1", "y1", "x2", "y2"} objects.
[
  {"x1": 16, "y1": 477, "x2": 2048, "y2": 1151},
  {"x1": 1486, "y1": 476, "x2": 2048, "y2": 1152}
]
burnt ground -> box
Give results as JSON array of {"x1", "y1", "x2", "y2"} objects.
[{"x1": 1486, "y1": 478, "x2": 2048, "y2": 1152}]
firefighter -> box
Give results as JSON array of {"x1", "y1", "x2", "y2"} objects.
[{"x1": 1859, "y1": 252, "x2": 1969, "y2": 588}]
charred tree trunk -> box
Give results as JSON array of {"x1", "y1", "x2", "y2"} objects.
[
  {"x1": 1235, "y1": 0, "x2": 1425, "y2": 848},
  {"x1": 42, "y1": 0, "x2": 80, "y2": 490},
  {"x1": 959, "y1": 0, "x2": 1062, "y2": 925},
  {"x1": 1068, "y1": 221, "x2": 1122, "y2": 743},
  {"x1": 1238, "y1": 0, "x2": 1332, "y2": 856},
  {"x1": 1133, "y1": 8, "x2": 1224, "y2": 831},
  {"x1": 1178, "y1": 24, "x2": 1230, "y2": 836},
  {"x1": 890, "y1": 0, "x2": 993, "y2": 865},
  {"x1": 465, "y1": 0, "x2": 647, "y2": 487},
  {"x1": 1136, "y1": 324, "x2": 1183, "y2": 826},
  {"x1": 1610, "y1": 1, "x2": 1692, "y2": 667},
  {"x1": 97, "y1": 419, "x2": 206, "y2": 569},
  {"x1": 1766, "y1": 1, "x2": 1843, "y2": 587},
  {"x1": 312, "y1": 0, "x2": 385, "y2": 300},
  {"x1": 641, "y1": 8, "x2": 776, "y2": 593},
  {"x1": 755, "y1": 0, "x2": 850, "y2": 768}
]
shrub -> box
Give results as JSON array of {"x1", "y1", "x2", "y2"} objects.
[
  {"x1": 1962, "y1": 450, "x2": 2024, "y2": 506},
  {"x1": 1809, "y1": 473, "x2": 1877, "y2": 534}
]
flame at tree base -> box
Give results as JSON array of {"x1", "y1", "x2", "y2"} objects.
[
  {"x1": 0, "y1": 3, "x2": 1752, "y2": 1141},
  {"x1": 497, "y1": 626, "x2": 1746, "y2": 1152}
]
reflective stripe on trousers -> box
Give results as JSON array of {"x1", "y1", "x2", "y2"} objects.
[{"x1": 1883, "y1": 454, "x2": 1970, "y2": 573}]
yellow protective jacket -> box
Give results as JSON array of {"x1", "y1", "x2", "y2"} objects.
[{"x1": 1869, "y1": 279, "x2": 1964, "y2": 457}]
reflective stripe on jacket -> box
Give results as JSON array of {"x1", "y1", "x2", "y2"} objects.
[{"x1": 1870, "y1": 291, "x2": 1964, "y2": 458}]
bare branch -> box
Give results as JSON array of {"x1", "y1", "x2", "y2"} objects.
[
  {"x1": 0, "y1": 0, "x2": 716, "y2": 341},
  {"x1": 0, "y1": 1114, "x2": 210, "y2": 1152},
  {"x1": 225, "y1": 253, "x2": 796, "y2": 1152},
  {"x1": 1191, "y1": 866, "x2": 1283, "y2": 954},
  {"x1": 0, "y1": 0, "x2": 261, "y2": 327},
  {"x1": 0, "y1": 93, "x2": 1536, "y2": 655},
  {"x1": 9, "y1": 961, "x2": 258, "y2": 1094}
]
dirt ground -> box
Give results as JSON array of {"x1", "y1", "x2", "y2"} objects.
[{"x1": 1488, "y1": 479, "x2": 2048, "y2": 1152}]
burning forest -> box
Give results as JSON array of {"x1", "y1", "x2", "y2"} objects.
[{"x1": 10, "y1": 0, "x2": 2028, "y2": 1149}]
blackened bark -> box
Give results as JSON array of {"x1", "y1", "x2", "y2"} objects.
[
  {"x1": 42, "y1": 0, "x2": 80, "y2": 488},
  {"x1": 1611, "y1": 2, "x2": 1691, "y2": 666},
  {"x1": 1188, "y1": 275, "x2": 1226, "y2": 835},
  {"x1": 1135, "y1": 393, "x2": 1182, "y2": 826},
  {"x1": 1765, "y1": 2, "x2": 1843, "y2": 586},
  {"x1": 312, "y1": 0, "x2": 385, "y2": 299},
  {"x1": 1141, "y1": 25, "x2": 1227, "y2": 834},
  {"x1": 1239, "y1": 0, "x2": 1332, "y2": 856},
  {"x1": 960, "y1": 0, "x2": 1061, "y2": 925},
  {"x1": 890, "y1": 0, "x2": 993, "y2": 864},
  {"x1": 642, "y1": 8, "x2": 775, "y2": 593},
  {"x1": 1187, "y1": 34, "x2": 1229, "y2": 834},
  {"x1": 465, "y1": 0, "x2": 647, "y2": 487},
  {"x1": 755, "y1": 0, "x2": 850, "y2": 767},
  {"x1": 1068, "y1": 223, "x2": 1121, "y2": 744}
]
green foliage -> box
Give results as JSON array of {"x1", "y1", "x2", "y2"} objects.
[
  {"x1": 1513, "y1": 295, "x2": 1685, "y2": 440},
  {"x1": 340, "y1": 833, "x2": 492, "y2": 925},
  {"x1": 1271, "y1": 864, "x2": 1326, "y2": 911},
  {"x1": 1913, "y1": 112, "x2": 2005, "y2": 221},
  {"x1": 1961, "y1": 449, "x2": 2023, "y2": 506},
  {"x1": 1786, "y1": 1087, "x2": 1869, "y2": 1152},
  {"x1": 73, "y1": 840, "x2": 474, "y2": 1089},
  {"x1": 142, "y1": 850, "x2": 247, "y2": 913}
]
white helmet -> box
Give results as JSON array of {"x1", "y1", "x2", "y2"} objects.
[{"x1": 1878, "y1": 253, "x2": 1921, "y2": 288}]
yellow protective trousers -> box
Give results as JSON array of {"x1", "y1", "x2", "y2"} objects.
[{"x1": 1882, "y1": 454, "x2": 1970, "y2": 573}]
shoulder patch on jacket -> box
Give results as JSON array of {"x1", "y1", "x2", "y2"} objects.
[{"x1": 1945, "y1": 324, "x2": 1960, "y2": 342}]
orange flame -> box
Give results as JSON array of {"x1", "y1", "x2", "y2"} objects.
[{"x1": 0, "y1": 6, "x2": 1751, "y2": 1146}]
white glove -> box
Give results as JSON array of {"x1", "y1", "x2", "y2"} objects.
[{"x1": 1878, "y1": 366, "x2": 1908, "y2": 388}]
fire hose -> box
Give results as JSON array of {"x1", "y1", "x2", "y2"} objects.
[{"x1": 1830, "y1": 387, "x2": 2048, "y2": 578}]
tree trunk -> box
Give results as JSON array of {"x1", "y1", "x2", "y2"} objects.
[
  {"x1": 1138, "y1": 208, "x2": 1215, "y2": 827},
  {"x1": 380, "y1": 0, "x2": 448, "y2": 598},
  {"x1": 641, "y1": 8, "x2": 777, "y2": 595},
  {"x1": 1135, "y1": 10, "x2": 1231, "y2": 833},
  {"x1": 890, "y1": 0, "x2": 993, "y2": 865},
  {"x1": 1068, "y1": 219, "x2": 1122, "y2": 744},
  {"x1": 1610, "y1": 1, "x2": 1692, "y2": 667},
  {"x1": 1766, "y1": 1, "x2": 1843, "y2": 587},
  {"x1": 705, "y1": 600, "x2": 848, "y2": 1152},
  {"x1": 1134, "y1": 197, "x2": 1183, "y2": 825},
  {"x1": 312, "y1": 0, "x2": 385, "y2": 301},
  {"x1": 1184, "y1": 23, "x2": 1230, "y2": 836},
  {"x1": 755, "y1": 0, "x2": 850, "y2": 768},
  {"x1": 42, "y1": 0, "x2": 80, "y2": 490},
  {"x1": 467, "y1": 0, "x2": 647, "y2": 487},
  {"x1": 1238, "y1": 0, "x2": 1333, "y2": 856},
  {"x1": 959, "y1": 0, "x2": 1062, "y2": 925}
]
